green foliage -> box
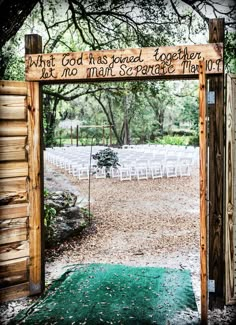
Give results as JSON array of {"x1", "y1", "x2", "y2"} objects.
[
  {"x1": 44, "y1": 194, "x2": 57, "y2": 241},
  {"x1": 153, "y1": 135, "x2": 196, "y2": 146},
  {"x1": 92, "y1": 148, "x2": 120, "y2": 177},
  {"x1": 80, "y1": 207, "x2": 94, "y2": 220},
  {"x1": 225, "y1": 31, "x2": 236, "y2": 73}
]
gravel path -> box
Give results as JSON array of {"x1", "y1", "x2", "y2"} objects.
[{"x1": 44, "y1": 163, "x2": 201, "y2": 309}]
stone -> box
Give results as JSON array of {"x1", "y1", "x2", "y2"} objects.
[{"x1": 44, "y1": 189, "x2": 88, "y2": 247}]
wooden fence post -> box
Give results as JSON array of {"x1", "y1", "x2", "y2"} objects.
[
  {"x1": 208, "y1": 18, "x2": 225, "y2": 309},
  {"x1": 70, "y1": 126, "x2": 73, "y2": 146},
  {"x1": 25, "y1": 34, "x2": 44, "y2": 295},
  {"x1": 76, "y1": 125, "x2": 79, "y2": 147},
  {"x1": 110, "y1": 126, "x2": 112, "y2": 146},
  {"x1": 199, "y1": 61, "x2": 208, "y2": 324},
  {"x1": 60, "y1": 130, "x2": 62, "y2": 147}
]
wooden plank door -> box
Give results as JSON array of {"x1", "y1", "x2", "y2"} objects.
[
  {"x1": 225, "y1": 74, "x2": 236, "y2": 304},
  {"x1": 0, "y1": 80, "x2": 44, "y2": 302}
]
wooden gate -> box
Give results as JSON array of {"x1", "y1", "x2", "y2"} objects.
[
  {"x1": 225, "y1": 74, "x2": 236, "y2": 304},
  {"x1": 0, "y1": 80, "x2": 44, "y2": 302}
]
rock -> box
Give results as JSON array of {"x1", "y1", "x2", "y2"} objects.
[{"x1": 44, "y1": 189, "x2": 88, "y2": 247}]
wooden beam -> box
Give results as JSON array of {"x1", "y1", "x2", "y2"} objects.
[
  {"x1": 25, "y1": 43, "x2": 223, "y2": 82},
  {"x1": 0, "y1": 258, "x2": 29, "y2": 288},
  {"x1": 0, "y1": 203, "x2": 29, "y2": 220},
  {"x1": 225, "y1": 74, "x2": 236, "y2": 304},
  {"x1": 0, "y1": 81, "x2": 27, "y2": 96},
  {"x1": 0, "y1": 137, "x2": 27, "y2": 162},
  {"x1": 208, "y1": 18, "x2": 225, "y2": 309},
  {"x1": 0, "y1": 282, "x2": 29, "y2": 302},
  {"x1": 0, "y1": 162, "x2": 28, "y2": 178},
  {"x1": 0, "y1": 226, "x2": 28, "y2": 245},
  {"x1": 0, "y1": 177, "x2": 28, "y2": 205},
  {"x1": 25, "y1": 34, "x2": 44, "y2": 296},
  {"x1": 0, "y1": 121, "x2": 27, "y2": 136},
  {"x1": 0, "y1": 241, "x2": 29, "y2": 261},
  {"x1": 0, "y1": 95, "x2": 27, "y2": 120},
  {"x1": 199, "y1": 60, "x2": 208, "y2": 324}
]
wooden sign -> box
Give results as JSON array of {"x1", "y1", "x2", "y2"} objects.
[{"x1": 25, "y1": 43, "x2": 223, "y2": 82}]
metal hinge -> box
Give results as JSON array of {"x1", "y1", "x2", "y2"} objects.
[
  {"x1": 208, "y1": 279, "x2": 215, "y2": 293},
  {"x1": 207, "y1": 91, "x2": 215, "y2": 105}
]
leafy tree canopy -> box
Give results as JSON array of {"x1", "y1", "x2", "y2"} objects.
[{"x1": 1, "y1": 0, "x2": 235, "y2": 146}]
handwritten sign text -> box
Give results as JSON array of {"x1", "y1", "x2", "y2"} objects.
[{"x1": 25, "y1": 43, "x2": 223, "y2": 82}]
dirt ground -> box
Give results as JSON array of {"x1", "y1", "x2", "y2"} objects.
[
  {"x1": 1, "y1": 162, "x2": 236, "y2": 324},
  {"x1": 44, "y1": 162, "x2": 201, "y2": 303}
]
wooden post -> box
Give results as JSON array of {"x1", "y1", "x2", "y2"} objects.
[
  {"x1": 110, "y1": 126, "x2": 112, "y2": 146},
  {"x1": 76, "y1": 125, "x2": 79, "y2": 147},
  {"x1": 199, "y1": 61, "x2": 208, "y2": 324},
  {"x1": 60, "y1": 130, "x2": 62, "y2": 147},
  {"x1": 102, "y1": 126, "x2": 105, "y2": 145},
  {"x1": 225, "y1": 74, "x2": 236, "y2": 304},
  {"x1": 70, "y1": 125, "x2": 73, "y2": 146},
  {"x1": 208, "y1": 18, "x2": 224, "y2": 309},
  {"x1": 25, "y1": 34, "x2": 44, "y2": 295}
]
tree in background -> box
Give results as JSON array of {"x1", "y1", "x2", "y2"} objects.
[{"x1": 1, "y1": 0, "x2": 235, "y2": 146}]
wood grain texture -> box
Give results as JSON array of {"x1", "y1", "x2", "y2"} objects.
[
  {"x1": 25, "y1": 43, "x2": 223, "y2": 82},
  {"x1": 0, "y1": 241, "x2": 29, "y2": 261},
  {"x1": 0, "y1": 81, "x2": 27, "y2": 96},
  {"x1": 0, "y1": 258, "x2": 28, "y2": 288},
  {"x1": 0, "y1": 121, "x2": 27, "y2": 136},
  {"x1": 225, "y1": 74, "x2": 235, "y2": 304},
  {"x1": 27, "y1": 82, "x2": 43, "y2": 295},
  {"x1": 208, "y1": 18, "x2": 225, "y2": 309},
  {"x1": 0, "y1": 137, "x2": 27, "y2": 162},
  {"x1": 0, "y1": 162, "x2": 28, "y2": 178},
  {"x1": 0, "y1": 282, "x2": 29, "y2": 302},
  {"x1": 0, "y1": 226, "x2": 28, "y2": 245},
  {"x1": 0, "y1": 95, "x2": 26, "y2": 120},
  {"x1": 0, "y1": 216, "x2": 27, "y2": 229},
  {"x1": 199, "y1": 61, "x2": 208, "y2": 324},
  {"x1": 0, "y1": 80, "x2": 30, "y2": 302},
  {"x1": 26, "y1": 34, "x2": 44, "y2": 296},
  {"x1": 0, "y1": 203, "x2": 29, "y2": 220}
]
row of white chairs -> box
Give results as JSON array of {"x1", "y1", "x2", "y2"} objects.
[{"x1": 45, "y1": 145, "x2": 197, "y2": 181}]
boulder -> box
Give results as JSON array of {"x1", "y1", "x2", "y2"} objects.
[{"x1": 44, "y1": 190, "x2": 88, "y2": 247}]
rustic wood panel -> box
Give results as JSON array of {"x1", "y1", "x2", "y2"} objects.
[
  {"x1": 25, "y1": 43, "x2": 223, "y2": 82},
  {"x1": 0, "y1": 258, "x2": 28, "y2": 288},
  {"x1": 0, "y1": 162, "x2": 28, "y2": 178},
  {"x1": 0, "y1": 121, "x2": 27, "y2": 136},
  {"x1": 0, "y1": 203, "x2": 29, "y2": 220},
  {"x1": 0, "y1": 282, "x2": 29, "y2": 302},
  {"x1": 0, "y1": 81, "x2": 27, "y2": 96},
  {"x1": 225, "y1": 74, "x2": 235, "y2": 304},
  {"x1": 199, "y1": 61, "x2": 208, "y2": 324},
  {"x1": 0, "y1": 137, "x2": 27, "y2": 161},
  {"x1": 0, "y1": 226, "x2": 28, "y2": 245},
  {"x1": 0, "y1": 241, "x2": 29, "y2": 261},
  {"x1": 208, "y1": 18, "x2": 225, "y2": 309},
  {"x1": 0, "y1": 96, "x2": 26, "y2": 120},
  {"x1": 0, "y1": 216, "x2": 27, "y2": 229},
  {"x1": 0, "y1": 80, "x2": 31, "y2": 302}
]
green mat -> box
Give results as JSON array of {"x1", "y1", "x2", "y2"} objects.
[{"x1": 12, "y1": 264, "x2": 199, "y2": 324}]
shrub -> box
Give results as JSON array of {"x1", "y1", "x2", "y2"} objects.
[{"x1": 92, "y1": 148, "x2": 120, "y2": 177}]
